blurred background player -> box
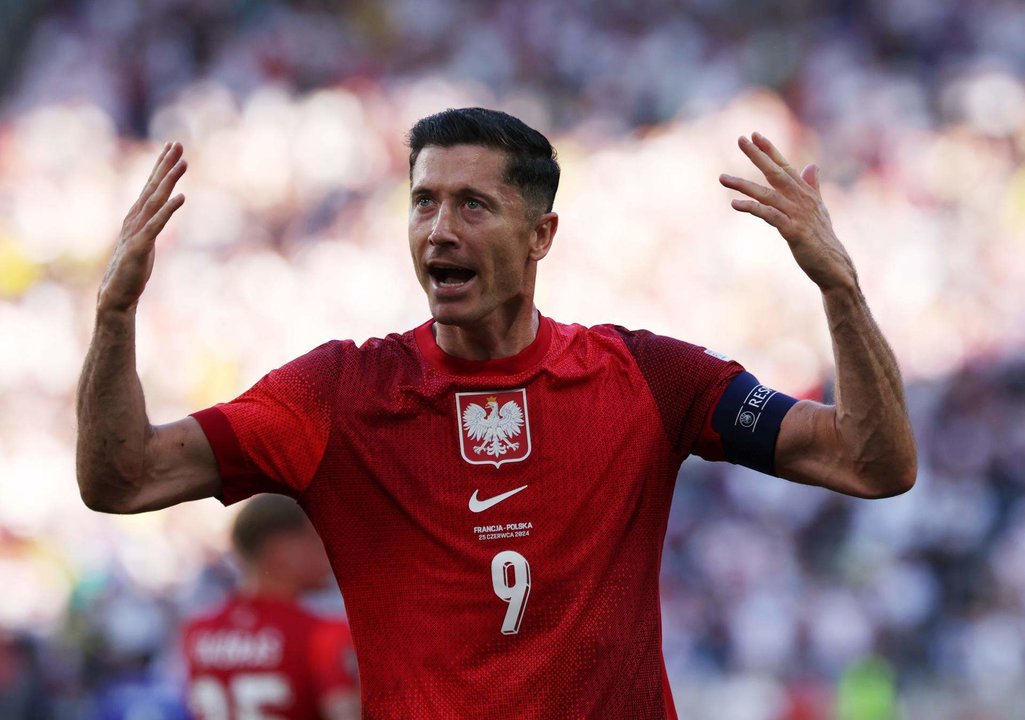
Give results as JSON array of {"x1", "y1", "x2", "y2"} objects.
[{"x1": 182, "y1": 494, "x2": 359, "y2": 720}]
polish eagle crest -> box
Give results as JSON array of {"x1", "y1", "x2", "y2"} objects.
[
  {"x1": 455, "y1": 389, "x2": 532, "y2": 467},
  {"x1": 462, "y1": 396, "x2": 524, "y2": 458}
]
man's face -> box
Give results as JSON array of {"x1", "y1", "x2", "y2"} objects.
[{"x1": 408, "y1": 144, "x2": 551, "y2": 329}]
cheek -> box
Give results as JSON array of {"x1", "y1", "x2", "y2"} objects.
[
  {"x1": 489, "y1": 241, "x2": 529, "y2": 286},
  {"x1": 408, "y1": 235, "x2": 428, "y2": 282}
]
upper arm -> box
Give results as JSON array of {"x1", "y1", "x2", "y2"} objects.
[
  {"x1": 132, "y1": 416, "x2": 221, "y2": 512},
  {"x1": 774, "y1": 400, "x2": 903, "y2": 498}
]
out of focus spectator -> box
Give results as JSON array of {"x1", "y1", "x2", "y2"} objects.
[
  {"x1": 0, "y1": 629, "x2": 51, "y2": 719},
  {"x1": 79, "y1": 591, "x2": 188, "y2": 720}
]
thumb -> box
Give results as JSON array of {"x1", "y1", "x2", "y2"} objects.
[{"x1": 801, "y1": 163, "x2": 819, "y2": 190}]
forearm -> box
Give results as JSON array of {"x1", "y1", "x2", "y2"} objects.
[
  {"x1": 722, "y1": 132, "x2": 916, "y2": 495},
  {"x1": 821, "y1": 278, "x2": 917, "y2": 492},
  {"x1": 76, "y1": 307, "x2": 154, "y2": 511}
]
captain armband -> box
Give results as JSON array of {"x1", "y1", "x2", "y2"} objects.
[{"x1": 711, "y1": 371, "x2": 798, "y2": 476}]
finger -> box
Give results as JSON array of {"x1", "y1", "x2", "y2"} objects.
[
  {"x1": 139, "y1": 158, "x2": 187, "y2": 224},
  {"x1": 127, "y1": 144, "x2": 178, "y2": 221},
  {"x1": 738, "y1": 135, "x2": 796, "y2": 190},
  {"x1": 801, "y1": 163, "x2": 819, "y2": 190},
  {"x1": 134, "y1": 143, "x2": 184, "y2": 210},
  {"x1": 750, "y1": 132, "x2": 802, "y2": 183},
  {"x1": 719, "y1": 173, "x2": 790, "y2": 211},
  {"x1": 731, "y1": 198, "x2": 789, "y2": 230},
  {"x1": 150, "y1": 142, "x2": 173, "y2": 178},
  {"x1": 124, "y1": 144, "x2": 170, "y2": 219},
  {"x1": 142, "y1": 193, "x2": 186, "y2": 240},
  {"x1": 151, "y1": 158, "x2": 188, "y2": 209}
]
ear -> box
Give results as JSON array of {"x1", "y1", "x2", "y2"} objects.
[{"x1": 528, "y1": 212, "x2": 558, "y2": 261}]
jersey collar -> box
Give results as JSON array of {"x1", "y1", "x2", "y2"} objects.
[{"x1": 414, "y1": 313, "x2": 553, "y2": 376}]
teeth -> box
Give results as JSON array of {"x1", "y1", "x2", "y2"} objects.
[{"x1": 430, "y1": 266, "x2": 475, "y2": 286}]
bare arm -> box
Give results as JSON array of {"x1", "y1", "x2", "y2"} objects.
[
  {"x1": 76, "y1": 142, "x2": 221, "y2": 513},
  {"x1": 720, "y1": 133, "x2": 917, "y2": 498}
]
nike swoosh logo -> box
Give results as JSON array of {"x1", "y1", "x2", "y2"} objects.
[{"x1": 469, "y1": 485, "x2": 529, "y2": 513}]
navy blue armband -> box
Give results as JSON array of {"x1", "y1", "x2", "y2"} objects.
[{"x1": 711, "y1": 371, "x2": 798, "y2": 476}]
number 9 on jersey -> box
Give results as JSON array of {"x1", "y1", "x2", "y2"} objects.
[{"x1": 491, "y1": 550, "x2": 531, "y2": 635}]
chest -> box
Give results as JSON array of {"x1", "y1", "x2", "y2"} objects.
[{"x1": 307, "y1": 372, "x2": 677, "y2": 563}]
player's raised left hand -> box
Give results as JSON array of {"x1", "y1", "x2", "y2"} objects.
[{"x1": 720, "y1": 133, "x2": 857, "y2": 293}]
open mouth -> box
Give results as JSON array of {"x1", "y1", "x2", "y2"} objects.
[{"x1": 428, "y1": 265, "x2": 477, "y2": 288}]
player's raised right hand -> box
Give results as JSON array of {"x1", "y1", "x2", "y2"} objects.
[{"x1": 97, "y1": 142, "x2": 187, "y2": 314}]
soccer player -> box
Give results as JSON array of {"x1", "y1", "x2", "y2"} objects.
[
  {"x1": 182, "y1": 493, "x2": 359, "y2": 720},
  {"x1": 77, "y1": 108, "x2": 916, "y2": 718}
]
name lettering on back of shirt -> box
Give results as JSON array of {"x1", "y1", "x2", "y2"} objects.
[{"x1": 191, "y1": 629, "x2": 284, "y2": 668}]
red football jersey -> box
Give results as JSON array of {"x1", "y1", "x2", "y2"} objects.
[
  {"x1": 182, "y1": 595, "x2": 357, "y2": 720},
  {"x1": 192, "y1": 316, "x2": 743, "y2": 719}
]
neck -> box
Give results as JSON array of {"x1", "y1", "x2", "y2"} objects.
[
  {"x1": 434, "y1": 302, "x2": 539, "y2": 361},
  {"x1": 241, "y1": 570, "x2": 301, "y2": 601}
]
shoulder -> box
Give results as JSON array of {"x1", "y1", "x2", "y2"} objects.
[
  {"x1": 347, "y1": 327, "x2": 426, "y2": 385},
  {"x1": 181, "y1": 596, "x2": 237, "y2": 637},
  {"x1": 271, "y1": 329, "x2": 421, "y2": 382},
  {"x1": 561, "y1": 321, "x2": 735, "y2": 369},
  {"x1": 354, "y1": 327, "x2": 421, "y2": 361},
  {"x1": 263, "y1": 340, "x2": 354, "y2": 383},
  {"x1": 585, "y1": 321, "x2": 746, "y2": 403},
  {"x1": 308, "y1": 616, "x2": 353, "y2": 645}
]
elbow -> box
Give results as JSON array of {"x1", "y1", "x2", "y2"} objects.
[
  {"x1": 77, "y1": 471, "x2": 141, "y2": 514},
  {"x1": 850, "y1": 455, "x2": 918, "y2": 499},
  {"x1": 858, "y1": 471, "x2": 915, "y2": 499},
  {"x1": 78, "y1": 480, "x2": 117, "y2": 513},
  {"x1": 837, "y1": 424, "x2": 918, "y2": 499},
  {"x1": 893, "y1": 458, "x2": 918, "y2": 495}
]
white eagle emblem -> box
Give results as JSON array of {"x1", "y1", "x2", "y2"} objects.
[
  {"x1": 463, "y1": 397, "x2": 524, "y2": 457},
  {"x1": 455, "y1": 389, "x2": 532, "y2": 467}
]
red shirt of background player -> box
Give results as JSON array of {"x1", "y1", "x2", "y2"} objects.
[
  {"x1": 183, "y1": 596, "x2": 357, "y2": 720},
  {"x1": 181, "y1": 494, "x2": 359, "y2": 720}
]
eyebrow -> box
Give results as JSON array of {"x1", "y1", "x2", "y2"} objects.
[{"x1": 411, "y1": 183, "x2": 504, "y2": 207}]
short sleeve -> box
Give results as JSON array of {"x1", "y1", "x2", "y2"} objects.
[
  {"x1": 190, "y1": 341, "x2": 347, "y2": 506},
  {"x1": 612, "y1": 327, "x2": 745, "y2": 459}
]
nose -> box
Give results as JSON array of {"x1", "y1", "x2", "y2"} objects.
[{"x1": 428, "y1": 202, "x2": 459, "y2": 246}]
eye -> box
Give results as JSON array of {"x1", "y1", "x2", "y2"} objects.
[
  {"x1": 465, "y1": 199, "x2": 483, "y2": 210},
  {"x1": 414, "y1": 196, "x2": 432, "y2": 208}
]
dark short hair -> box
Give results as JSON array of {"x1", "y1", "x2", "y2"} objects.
[
  {"x1": 407, "y1": 107, "x2": 560, "y2": 217},
  {"x1": 231, "y1": 494, "x2": 309, "y2": 561}
]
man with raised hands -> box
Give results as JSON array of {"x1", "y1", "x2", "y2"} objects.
[{"x1": 78, "y1": 108, "x2": 915, "y2": 718}]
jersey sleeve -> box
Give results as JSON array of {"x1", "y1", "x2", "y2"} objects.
[
  {"x1": 612, "y1": 327, "x2": 745, "y2": 459},
  {"x1": 190, "y1": 341, "x2": 347, "y2": 506},
  {"x1": 612, "y1": 327, "x2": 798, "y2": 475}
]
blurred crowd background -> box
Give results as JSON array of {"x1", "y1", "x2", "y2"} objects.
[{"x1": 1, "y1": 0, "x2": 1024, "y2": 718}]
